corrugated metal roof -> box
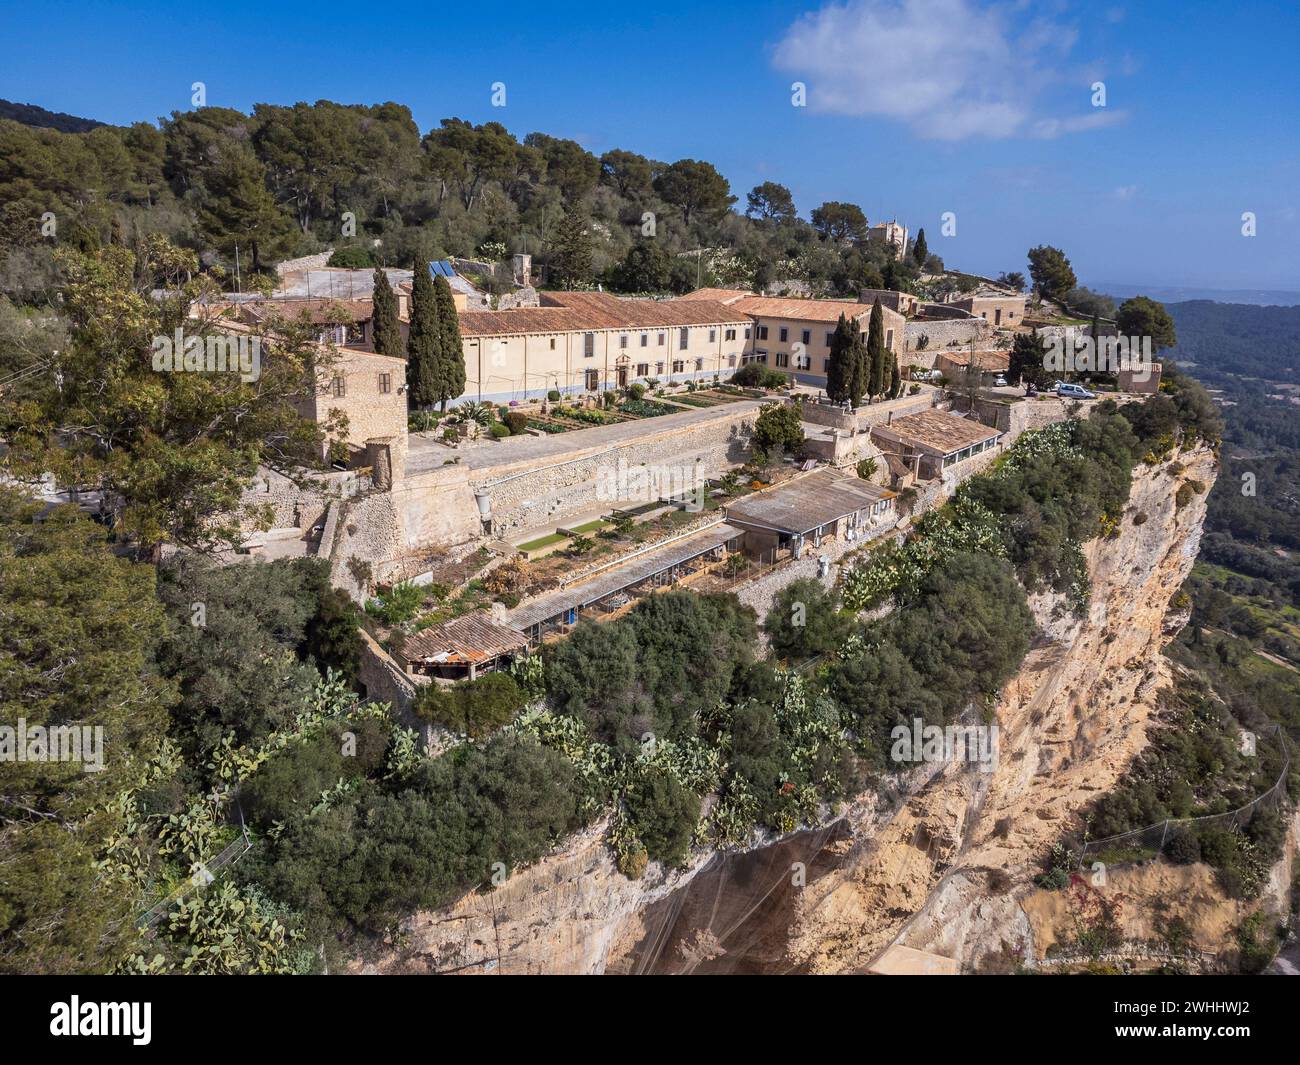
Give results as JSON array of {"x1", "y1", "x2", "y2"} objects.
[
  {"x1": 506, "y1": 524, "x2": 740, "y2": 630},
  {"x1": 723, "y1": 469, "x2": 894, "y2": 535},
  {"x1": 401, "y1": 611, "x2": 528, "y2": 665}
]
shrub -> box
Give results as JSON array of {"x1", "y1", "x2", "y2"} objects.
[
  {"x1": 908, "y1": 382, "x2": 921, "y2": 395},
  {"x1": 1163, "y1": 827, "x2": 1201, "y2": 864},
  {"x1": 413, "y1": 672, "x2": 527, "y2": 737},
  {"x1": 856, "y1": 457, "x2": 878, "y2": 481},
  {"x1": 488, "y1": 423, "x2": 511, "y2": 439},
  {"x1": 504, "y1": 411, "x2": 529, "y2": 435},
  {"x1": 623, "y1": 766, "x2": 700, "y2": 867},
  {"x1": 626, "y1": 382, "x2": 646, "y2": 400},
  {"x1": 752, "y1": 402, "x2": 805, "y2": 457},
  {"x1": 731, "y1": 363, "x2": 787, "y2": 389},
  {"x1": 1175, "y1": 483, "x2": 1195, "y2": 509},
  {"x1": 547, "y1": 389, "x2": 561, "y2": 402},
  {"x1": 365, "y1": 581, "x2": 424, "y2": 625}
]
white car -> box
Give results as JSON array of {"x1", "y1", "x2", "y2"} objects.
[{"x1": 1055, "y1": 382, "x2": 1097, "y2": 399}]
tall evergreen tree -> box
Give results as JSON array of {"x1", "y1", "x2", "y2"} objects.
[
  {"x1": 433, "y1": 274, "x2": 465, "y2": 410},
  {"x1": 847, "y1": 321, "x2": 868, "y2": 408},
  {"x1": 371, "y1": 268, "x2": 401, "y2": 357},
  {"x1": 887, "y1": 353, "x2": 901, "y2": 398},
  {"x1": 866, "y1": 299, "x2": 887, "y2": 398},
  {"x1": 911, "y1": 228, "x2": 928, "y2": 267},
  {"x1": 406, "y1": 260, "x2": 441, "y2": 409},
  {"x1": 825, "y1": 314, "x2": 855, "y2": 404},
  {"x1": 549, "y1": 204, "x2": 592, "y2": 287}
]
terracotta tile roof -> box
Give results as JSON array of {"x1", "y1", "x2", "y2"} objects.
[
  {"x1": 458, "y1": 292, "x2": 750, "y2": 337},
  {"x1": 680, "y1": 287, "x2": 754, "y2": 304},
  {"x1": 400, "y1": 611, "x2": 528, "y2": 666},
  {"x1": 873, "y1": 409, "x2": 1000, "y2": 455},
  {"x1": 241, "y1": 298, "x2": 372, "y2": 324},
  {"x1": 731, "y1": 295, "x2": 878, "y2": 323}
]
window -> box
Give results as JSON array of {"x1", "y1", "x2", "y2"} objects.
[
  {"x1": 728, "y1": 354, "x2": 737, "y2": 367},
  {"x1": 795, "y1": 352, "x2": 810, "y2": 369},
  {"x1": 757, "y1": 325, "x2": 768, "y2": 341},
  {"x1": 744, "y1": 326, "x2": 752, "y2": 340},
  {"x1": 708, "y1": 328, "x2": 717, "y2": 342},
  {"x1": 655, "y1": 361, "x2": 664, "y2": 374},
  {"x1": 636, "y1": 362, "x2": 649, "y2": 377},
  {"x1": 331, "y1": 375, "x2": 346, "y2": 398},
  {"x1": 775, "y1": 352, "x2": 789, "y2": 368},
  {"x1": 885, "y1": 328, "x2": 894, "y2": 348},
  {"x1": 640, "y1": 333, "x2": 648, "y2": 347},
  {"x1": 378, "y1": 372, "x2": 391, "y2": 394},
  {"x1": 822, "y1": 358, "x2": 831, "y2": 372},
  {"x1": 779, "y1": 327, "x2": 788, "y2": 342},
  {"x1": 620, "y1": 334, "x2": 628, "y2": 349},
  {"x1": 679, "y1": 328, "x2": 689, "y2": 350},
  {"x1": 825, "y1": 332, "x2": 834, "y2": 347},
  {"x1": 550, "y1": 337, "x2": 557, "y2": 350},
  {"x1": 657, "y1": 332, "x2": 666, "y2": 346},
  {"x1": 585, "y1": 369, "x2": 600, "y2": 391},
  {"x1": 801, "y1": 329, "x2": 811, "y2": 346},
  {"x1": 724, "y1": 328, "x2": 736, "y2": 341},
  {"x1": 694, "y1": 357, "x2": 704, "y2": 371},
  {"x1": 584, "y1": 333, "x2": 595, "y2": 358}
]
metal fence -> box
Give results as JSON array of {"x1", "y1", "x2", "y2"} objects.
[
  {"x1": 135, "y1": 818, "x2": 252, "y2": 932},
  {"x1": 1076, "y1": 725, "x2": 1293, "y2": 869}
]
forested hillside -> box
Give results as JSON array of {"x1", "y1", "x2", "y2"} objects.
[{"x1": 0, "y1": 100, "x2": 942, "y2": 302}]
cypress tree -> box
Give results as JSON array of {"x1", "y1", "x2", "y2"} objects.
[
  {"x1": 888, "y1": 353, "x2": 901, "y2": 398},
  {"x1": 866, "y1": 298, "x2": 887, "y2": 398},
  {"x1": 433, "y1": 274, "x2": 465, "y2": 410},
  {"x1": 847, "y1": 320, "x2": 868, "y2": 408},
  {"x1": 912, "y1": 228, "x2": 928, "y2": 267},
  {"x1": 406, "y1": 260, "x2": 441, "y2": 409},
  {"x1": 371, "y1": 268, "x2": 401, "y2": 357},
  {"x1": 825, "y1": 313, "x2": 854, "y2": 404}
]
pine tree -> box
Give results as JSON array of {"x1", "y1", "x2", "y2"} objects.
[
  {"x1": 371, "y1": 268, "x2": 401, "y2": 357},
  {"x1": 433, "y1": 274, "x2": 465, "y2": 410},
  {"x1": 866, "y1": 299, "x2": 887, "y2": 398},
  {"x1": 406, "y1": 260, "x2": 441, "y2": 409},
  {"x1": 825, "y1": 314, "x2": 854, "y2": 404},
  {"x1": 912, "y1": 228, "x2": 928, "y2": 267}
]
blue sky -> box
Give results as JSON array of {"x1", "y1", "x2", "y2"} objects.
[{"x1": 3, "y1": 0, "x2": 1298, "y2": 290}]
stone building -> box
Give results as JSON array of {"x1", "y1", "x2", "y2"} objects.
[
  {"x1": 868, "y1": 220, "x2": 909, "y2": 259},
  {"x1": 727, "y1": 294, "x2": 906, "y2": 390},
  {"x1": 457, "y1": 290, "x2": 752, "y2": 403}
]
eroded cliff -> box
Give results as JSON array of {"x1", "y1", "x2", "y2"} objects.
[{"x1": 354, "y1": 445, "x2": 1230, "y2": 975}]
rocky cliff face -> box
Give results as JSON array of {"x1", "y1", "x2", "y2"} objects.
[
  {"x1": 786, "y1": 445, "x2": 1221, "y2": 972},
  {"x1": 354, "y1": 446, "x2": 1225, "y2": 974}
]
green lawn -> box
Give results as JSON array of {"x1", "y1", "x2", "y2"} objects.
[{"x1": 516, "y1": 532, "x2": 569, "y2": 552}]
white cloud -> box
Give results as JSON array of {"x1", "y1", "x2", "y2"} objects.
[{"x1": 772, "y1": 0, "x2": 1127, "y2": 141}]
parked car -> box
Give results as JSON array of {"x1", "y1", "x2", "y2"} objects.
[
  {"x1": 994, "y1": 375, "x2": 1008, "y2": 387},
  {"x1": 1054, "y1": 382, "x2": 1097, "y2": 399}
]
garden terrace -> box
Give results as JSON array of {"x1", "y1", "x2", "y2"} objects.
[{"x1": 506, "y1": 523, "x2": 742, "y2": 641}]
